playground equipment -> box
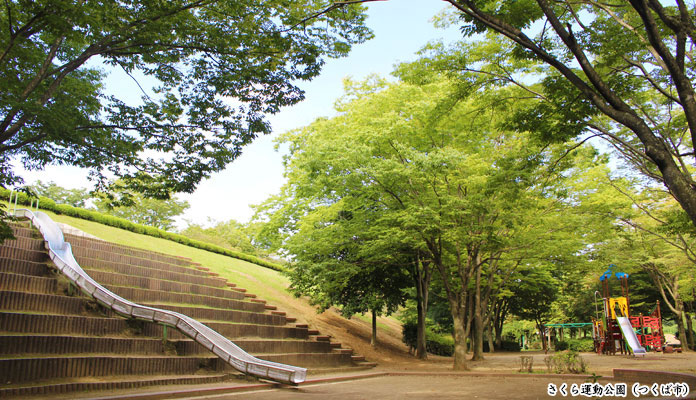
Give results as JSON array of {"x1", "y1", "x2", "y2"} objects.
[{"x1": 592, "y1": 264, "x2": 664, "y2": 356}]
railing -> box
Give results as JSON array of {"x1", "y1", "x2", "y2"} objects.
[{"x1": 12, "y1": 207, "x2": 307, "y2": 385}]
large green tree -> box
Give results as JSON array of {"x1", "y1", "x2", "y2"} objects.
[
  {"x1": 385, "y1": 0, "x2": 696, "y2": 229},
  {"x1": 259, "y1": 74, "x2": 606, "y2": 369},
  {"x1": 0, "y1": 0, "x2": 371, "y2": 195},
  {"x1": 29, "y1": 180, "x2": 91, "y2": 208}
]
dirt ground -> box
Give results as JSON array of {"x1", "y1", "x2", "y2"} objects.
[
  {"x1": 189, "y1": 375, "x2": 656, "y2": 400},
  {"x1": 297, "y1": 306, "x2": 696, "y2": 377}
]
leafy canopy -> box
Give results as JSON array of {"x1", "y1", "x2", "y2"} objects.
[{"x1": 0, "y1": 0, "x2": 371, "y2": 197}]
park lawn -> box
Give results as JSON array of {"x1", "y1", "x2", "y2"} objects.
[
  {"x1": 4, "y1": 204, "x2": 407, "y2": 338},
  {"x1": 11, "y1": 206, "x2": 292, "y2": 306}
]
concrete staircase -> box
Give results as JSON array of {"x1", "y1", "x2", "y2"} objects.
[{"x1": 0, "y1": 221, "x2": 373, "y2": 397}]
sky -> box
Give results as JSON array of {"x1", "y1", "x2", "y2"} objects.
[{"x1": 17, "y1": 0, "x2": 464, "y2": 228}]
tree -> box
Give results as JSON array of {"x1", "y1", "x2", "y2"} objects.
[
  {"x1": 433, "y1": 0, "x2": 696, "y2": 229},
  {"x1": 28, "y1": 180, "x2": 91, "y2": 208},
  {"x1": 94, "y1": 182, "x2": 189, "y2": 231},
  {"x1": 181, "y1": 219, "x2": 259, "y2": 255},
  {"x1": 0, "y1": 0, "x2": 371, "y2": 196},
  {"x1": 509, "y1": 266, "x2": 560, "y2": 352},
  {"x1": 259, "y1": 72, "x2": 606, "y2": 369},
  {"x1": 265, "y1": 197, "x2": 411, "y2": 347},
  {"x1": 596, "y1": 183, "x2": 696, "y2": 351}
]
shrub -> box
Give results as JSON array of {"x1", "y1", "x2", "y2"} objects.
[
  {"x1": 555, "y1": 338, "x2": 594, "y2": 352},
  {"x1": 402, "y1": 321, "x2": 455, "y2": 356},
  {"x1": 544, "y1": 350, "x2": 587, "y2": 374}
]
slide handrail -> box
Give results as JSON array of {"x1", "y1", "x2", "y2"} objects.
[{"x1": 13, "y1": 208, "x2": 307, "y2": 384}]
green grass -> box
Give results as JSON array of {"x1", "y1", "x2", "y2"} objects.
[{"x1": 10, "y1": 206, "x2": 292, "y2": 306}]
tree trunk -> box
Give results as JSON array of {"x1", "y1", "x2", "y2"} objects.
[
  {"x1": 674, "y1": 299, "x2": 690, "y2": 352},
  {"x1": 538, "y1": 320, "x2": 548, "y2": 353},
  {"x1": 413, "y1": 257, "x2": 430, "y2": 359},
  {"x1": 371, "y1": 309, "x2": 377, "y2": 348},
  {"x1": 471, "y1": 258, "x2": 485, "y2": 361},
  {"x1": 686, "y1": 312, "x2": 695, "y2": 351},
  {"x1": 415, "y1": 285, "x2": 428, "y2": 358},
  {"x1": 487, "y1": 319, "x2": 495, "y2": 353},
  {"x1": 472, "y1": 311, "x2": 485, "y2": 360},
  {"x1": 493, "y1": 299, "x2": 508, "y2": 350},
  {"x1": 452, "y1": 312, "x2": 469, "y2": 370}
]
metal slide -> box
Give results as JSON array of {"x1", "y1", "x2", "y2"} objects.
[
  {"x1": 616, "y1": 316, "x2": 647, "y2": 355},
  {"x1": 12, "y1": 208, "x2": 307, "y2": 384}
]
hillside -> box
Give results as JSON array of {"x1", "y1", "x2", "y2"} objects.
[{"x1": 29, "y1": 209, "x2": 415, "y2": 367}]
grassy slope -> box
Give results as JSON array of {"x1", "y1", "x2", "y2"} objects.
[{"x1": 23, "y1": 209, "x2": 412, "y2": 364}]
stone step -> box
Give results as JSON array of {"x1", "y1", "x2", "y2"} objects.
[
  {"x1": 75, "y1": 256, "x2": 227, "y2": 288},
  {"x1": 259, "y1": 352, "x2": 354, "y2": 368},
  {"x1": 0, "y1": 246, "x2": 47, "y2": 263},
  {"x1": 0, "y1": 257, "x2": 52, "y2": 277},
  {"x1": 0, "y1": 335, "x2": 334, "y2": 356},
  {"x1": 0, "y1": 312, "x2": 300, "y2": 339},
  {"x1": 64, "y1": 233, "x2": 195, "y2": 267},
  {"x1": 70, "y1": 245, "x2": 209, "y2": 278},
  {"x1": 307, "y1": 329, "x2": 320, "y2": 335},
  {"x1": 104, "y1": 285, "x2": 251, "y2": 310},
  {"x1": 0, "y1": 355, "x2": 227, "y2": 385},
  {"x1": 141, "y1": 303, "x2": 284, "y2": 327},
  {"x1": 0, "y1": 235, "x2": 45, "y2": 251},
  {"x1": 350, "y1": 355, "x2": 366, "y2": 362},
  {"x1": 85, "y1": 269, "x2": 245, "y2": 301},
  {"x1": 0, "y1": 312, "x2": 132, "y2": 337},
  {"x1": 0, "y1": 272, "x2": 57, "y2": 295},
  {"x1": 5, "y1": 225, "x2": 41, "y2": 239},
  {"x1": 0, "y1": 373, "x2": 231, "y2": 398},
  {"x1": 0, "y1": 291, "x2": 286, "y2": 329},
  {"x1": 314, "y1": 335, "x2": 331, "y2": 342},
  {"x1": 333, "y1": 348, "x2": 353, "y2": 355},
  {"x1": 200, "y1": 321, "x2": 309, "y2": 340},
  {"x1": 0, "y1": 291, "x2": 89, "y2": 315}
]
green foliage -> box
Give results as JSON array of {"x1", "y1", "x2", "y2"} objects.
[
  {"x1": 28, "y1": 181, "x2": 91, "y2": 208},
  {"x1": 442, "y1": 0, "x2": 696, "y2": 231},
  {"x1": 555, "y1": 338, "x2": 594, "y2": 352},
  {"x1": 258, "y1": 67, "x2": 615, "y2": 367},
  {"x1": 0, "y1": 0, "x2": 371, "y2": 195},
  {"x1": 0, "y1": 187, "x2": 284, "y2": 272},
  {"x1": 544, "y1": 351, "x2": 588, "y2": 374},
  {"x1": 401, "y1": 320, "x2": 455, "y2": 356},
  {"x1": 509, "y1": 267, "x2": 560, "y2": 327},
  {"x1": 93, "y1": 182, "x2": 189, "y2": 231},
  {"x1": 181, "y1": 220, "x2": 260, "y2": 256},
  {"x1": 502, "y1": 319, "x2": 537, "y2": 339},
  {"x1": 0, "y1": 202, "x2": 14, "y2": 244}
]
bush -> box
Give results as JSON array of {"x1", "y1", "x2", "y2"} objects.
[
  {"x1": 1, "y1": 188, "x2": 286, "y2": 272},
  {"x1": 555, "y1": 338, "x2": 594, "y2": 352},
  {"x1": 426, "y1": 333, "x2": 454, "y2": 356},
  {"x1": 402, "y1": 321, "x2": 455, "y2": 356},
  {"x1": 544, "y1": 350, "x2": 587, "y2": 374}
]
